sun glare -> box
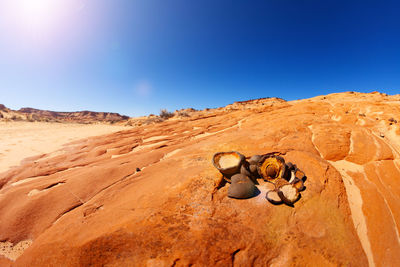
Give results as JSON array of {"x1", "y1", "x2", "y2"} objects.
[
  {"x1": 19, "y1": 0, "x2": 60, "y2": 24},
  {"x1": 1, "y1": 0, "x2": 83, "y2": 37}
]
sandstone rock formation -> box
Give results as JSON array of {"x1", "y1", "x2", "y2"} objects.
[
  {"x1": 0, "y1": 105, "x2": 129, "y2": 124},
  {"x1": 0, "y1": 92, "x2": 399, "y2": 266},
  {"x1": 0, "y1": 104, "x2": 9, "y2": 111}
]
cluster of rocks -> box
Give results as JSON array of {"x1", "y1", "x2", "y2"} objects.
[{"x1": 212, "y1": 151, "x2": 306, "y2": 206}]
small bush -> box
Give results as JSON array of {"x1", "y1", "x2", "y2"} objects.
[
  {"x1": 159, "y1": 109, "x2": 174, "y2": 119},
  {"x1": 177, "y1": 110, "x2": 189, "y2": 117},
  {"x1": 27, "y1": 114, "x2": 39, "y2": 122},
  {"x1": 144, "y1": 117, "x2": 164, "y2": 124},
  {"x1": 10, "y1": 115, "x2": 22, "y2": 121}
]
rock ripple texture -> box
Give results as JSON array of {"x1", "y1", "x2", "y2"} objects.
[{"x1": 0, "y1": 92, "x2": 400, "y2": 266}]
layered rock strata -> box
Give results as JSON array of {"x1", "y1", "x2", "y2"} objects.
[
  {"x1": 0, "y1": 105, "x2": 128, "y2": 124},
  {"x1": 0, "y1": 92, "x2": 399, "y2": 266}
]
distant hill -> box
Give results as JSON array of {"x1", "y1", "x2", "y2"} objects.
[{"x1": 0, "y1": 105, "x2": 129, "y2": 124}]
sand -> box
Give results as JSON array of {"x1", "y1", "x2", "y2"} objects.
[
  {"x1": 0, "y1": 121, "x2": 130, "y2": 174},
  {"x1": 0, "y1": 240, "x2": 33, "y2": 261},
  {"x1": 279, "y1": 184, "x2": 298, "y2": 202},
  {"x1": 218, "y1": 154, "x2": 240, "y2": 169}
]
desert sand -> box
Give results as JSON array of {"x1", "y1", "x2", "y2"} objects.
[{"x1": 0, "y1": 122, "x2": 129, "y2": 174}]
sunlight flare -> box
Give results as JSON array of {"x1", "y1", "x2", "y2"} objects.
[{"x1": 2, "y1": 0, "x2": 83, "y2": 36}]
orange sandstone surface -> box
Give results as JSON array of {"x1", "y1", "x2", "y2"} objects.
[{"x1": 0, "y1": 92, "x2": 400, "y2": 266}]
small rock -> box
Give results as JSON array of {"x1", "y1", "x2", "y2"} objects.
[
  {"x1": 286, "y1": 162, "x2": 294, "y2": 171},
  {"x1": 231, "y1": 173, "x2": 253, "y2": 184},
  {"x1": 240, "y1": 162, "x2": 252, "y2": 177},
  {"x1": 228, "y1": 175, "x2": 256, "y2": 199},
  {"x1": 249, "y1": 164, "x2": 259, "y2": 176},
  {"x1": 266, "y1": 190, "x2": 282, "y2": 205},
  {"x1": 249, "y1": 154, "x2": 262, "y2": 165},
  {"x1": 278, "y1": 184, "x2": 300, "y2": 206}
]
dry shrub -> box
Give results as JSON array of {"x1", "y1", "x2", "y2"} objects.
[
  {"x1": 177, "y1": 110, "x2": 189, "y2": 117},
  {"x1": 159, "y1": 109, "x2": 174, "y2": 119}
]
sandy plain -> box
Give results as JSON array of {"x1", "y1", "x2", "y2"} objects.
[{"x1": 0, "y1": 121, "x2": 129, "y2": 174}]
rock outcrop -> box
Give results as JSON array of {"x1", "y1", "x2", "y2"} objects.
[
  {"x1": 0, "y1": 104, "x2": 9, "y2": 111},
  {"x1": 0, "y1": 105, "x2": 129, "y2": 124},
  {"x1": 0, "y1": 92, "x2": 400, "y2": 266}
]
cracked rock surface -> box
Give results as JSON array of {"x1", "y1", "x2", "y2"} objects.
[{"x1": 0, "y1": 92, "x2": 400, "y2": 266}]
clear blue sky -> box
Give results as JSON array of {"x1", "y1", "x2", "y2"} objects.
[{"x1": 0, "y1": 0, "x2": 399, "y2": 116}]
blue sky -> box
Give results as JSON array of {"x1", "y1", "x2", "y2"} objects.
[{"x1": 0, "y1": 0, "x2": 399, "y2": 116}]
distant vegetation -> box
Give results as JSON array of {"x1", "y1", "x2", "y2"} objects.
[
  {"x1": 176, "y1": 110, "x2": 189, "y2": 117},
  {"x1": 159, "y1": 109, "x2": 174, "y2": 119}
]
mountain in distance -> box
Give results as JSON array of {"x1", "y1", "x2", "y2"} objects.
[{"x1": 0, "y1": 104, "x2": 129, "y2": 124}]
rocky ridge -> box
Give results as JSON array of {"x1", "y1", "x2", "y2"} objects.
[
  {"x1": 0, "y1": 92, "x2": 399, "y2": 266},
  {"x1": 0, "y1": 105, "x2": 129, "y2": 124}
]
